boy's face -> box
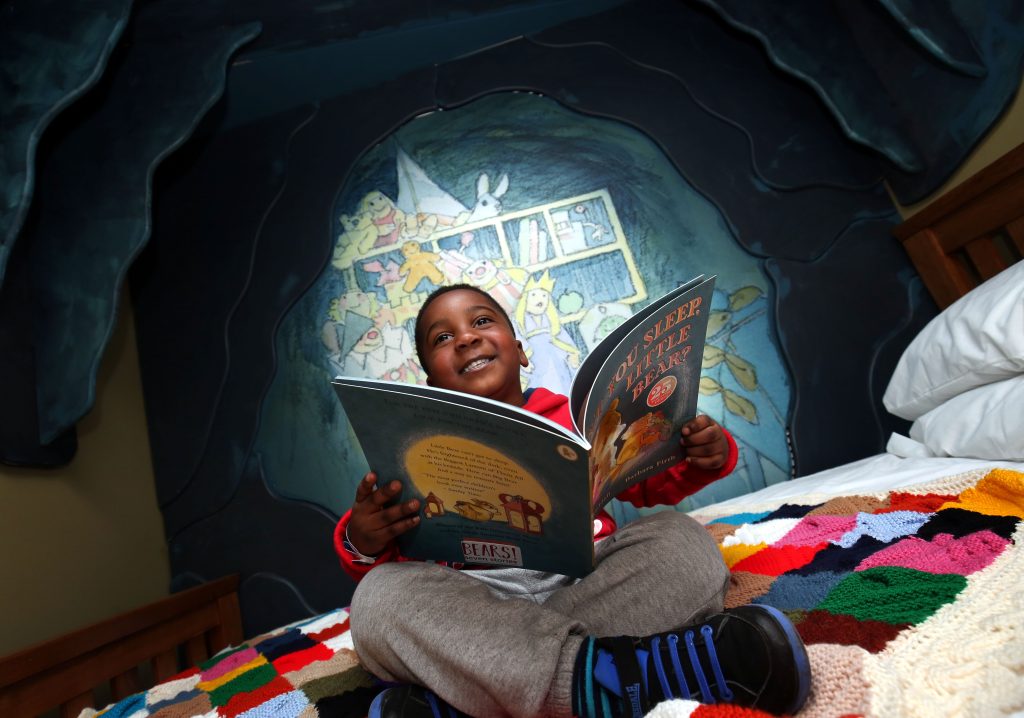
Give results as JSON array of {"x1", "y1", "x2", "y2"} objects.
[{"x1": 418, "y1": 289, "x2": 528, "y2": 406}]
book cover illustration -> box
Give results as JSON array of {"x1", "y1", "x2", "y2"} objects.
[{"x1": 573, "y1": 275, "x2": 715, "y2": 509}]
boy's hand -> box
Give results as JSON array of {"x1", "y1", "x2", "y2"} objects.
[
  {"x1": 680, "y1": 415, "x2": 729, "y2": 471},
  {"x1": 347, "y1": 471, "x2": 421, "y2": 557}
]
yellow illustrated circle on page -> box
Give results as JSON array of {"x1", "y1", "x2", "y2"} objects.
[{"x1": 405, "y1": 435, "x2": 551, "y2": 522}]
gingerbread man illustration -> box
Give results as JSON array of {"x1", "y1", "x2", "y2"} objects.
[{"x1": 399, "y1": 240, "x2": 445, "y2": 293}]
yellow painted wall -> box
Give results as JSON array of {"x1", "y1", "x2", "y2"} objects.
[{"x1": 0, "y1": 292, "x2": 170, "y2": 656}]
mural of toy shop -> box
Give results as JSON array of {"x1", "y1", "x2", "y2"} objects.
[
  {"x1": 268, "y1": 94, "x2": 792, "y2": 524},
  {"x1": 4, "y1": 0, "x2": 1021, "y2": 635}
]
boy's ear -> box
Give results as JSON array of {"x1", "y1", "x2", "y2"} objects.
[
  {"x1": 425, "y1": 374, "x2": 435, "y2": 387},
  {"x1": 517, "y1": 340, "x2": 529, "y2": 368}
]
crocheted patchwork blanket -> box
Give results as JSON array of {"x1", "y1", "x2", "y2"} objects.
[
  {"x1": 84, "y1": 467, "x2": 1024, "y2": 718},
  {"x1": 669, "y1": 466, "x2": 1024, "y2": 718}
]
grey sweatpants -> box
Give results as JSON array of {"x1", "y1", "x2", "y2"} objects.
[{"x1": 350, "y1": 510, "x2": 729, "y2": 718}]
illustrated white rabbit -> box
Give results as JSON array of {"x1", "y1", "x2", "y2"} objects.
[{"x1": 464, "y1": 173, "x2": 509, "y2": 224}]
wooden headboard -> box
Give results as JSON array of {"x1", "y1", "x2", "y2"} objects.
[
  {"x1": 0, "y1": 576, "x2": 242, "y2": 718},
  {"x1": 893, "y1": 142, "x2": 1024, "y2": 309}
]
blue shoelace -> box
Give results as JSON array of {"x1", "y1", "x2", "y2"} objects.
[{"x1": 650, "y1": 627, "x2": 734, "y2": 703}]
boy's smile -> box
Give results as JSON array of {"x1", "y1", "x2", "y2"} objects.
[
  {"x1": 418, "y1": 289, "x2": 528, "y2": 406},
  {"x1": 460, "y1": 356, "x2": 494, "y2": 374}
]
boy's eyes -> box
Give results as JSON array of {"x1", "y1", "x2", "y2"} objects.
[{"x1": 430, "y1": 316, "x2": 496, "y2": 346}]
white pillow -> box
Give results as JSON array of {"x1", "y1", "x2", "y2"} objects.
[
  {"x1": 884, "y1": 261, "x2": 1024, "y2": 420},
  {"x1": 909, "y1": 374, "x2": 1024, "y2": 461}
]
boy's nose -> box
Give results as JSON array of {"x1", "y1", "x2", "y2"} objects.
[{"x1": 455, "y1": 328, "x2": 481, "y2": 348}]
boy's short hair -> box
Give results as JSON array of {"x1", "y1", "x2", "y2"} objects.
[{"x1": 414, "y1": 284, "x2": 516, "y2": 371}]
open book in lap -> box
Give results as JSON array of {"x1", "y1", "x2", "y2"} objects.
[{"x1": 333, "y1": 275, "x2": 715, "y2": 576}]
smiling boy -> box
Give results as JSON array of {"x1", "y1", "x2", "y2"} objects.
[
  {"x1": 334, "y1": 284, "x2": 810, "y2": 718},
  {"x1": 419, "y1": 286, "x2": 530, "y2": 406}
]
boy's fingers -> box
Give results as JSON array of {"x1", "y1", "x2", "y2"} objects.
[
  {"x1": 682, "y1": 414, "x2": 713, "y2": 436},
  {"x1": 680, "y1": 418, "x2": 727, "y2": 470},
  {"x1": 682, "y1": 425, "x2": 719, "y2": 447},
  {"x1": 360, "y1": 503, "x2": 421, "y2": 548},
  {"x1": 683, "y1": 440, "x2": 722, "y2": 458},
  {"x1": 687, "y1": 454, "x2": 724, "y2": 470},
  {"x1": 379, "y1": 513, "x2": 421, "y2": 540},
  {"x1": 369, "y1": 480, "x2": 403, "y2": 506},
  {"x1": 357, "y1": 496, "x2": 418, "y2": 527},
  {"x1": 378, "y1": 499, "x2": 420, "y2": 526},
  {"x1": 353, "y1": 472, "x2": 378, "y2": 503},
  {"x1": 353, "y1": 491, "x2": 395, "y2": 528},
  {"x1": 349, "y1": 475, "x2": 422, "y2": 546}
]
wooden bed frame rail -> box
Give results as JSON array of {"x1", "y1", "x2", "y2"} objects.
[
  {"x1": 893, "y1": 142, "x2": 1024, "y2": 309},
  {"x1": 0, "y1": 576, "x2": 242, "y2": 718}
]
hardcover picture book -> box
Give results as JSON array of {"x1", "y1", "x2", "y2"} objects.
[{"x1": 332, "y1": 275, "x2": 716, "y2": 576}]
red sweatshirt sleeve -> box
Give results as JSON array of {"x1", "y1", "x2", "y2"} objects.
[{"x1": 616, "y1": 428, "x2": 738, "y2": 508}]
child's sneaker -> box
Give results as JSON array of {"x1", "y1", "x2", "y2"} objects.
[
  {"x1": 576, "y1": 605, "x2": 811, "y2": 717},
  {"x1": 369, "y1": 683, "x2": 468, "y2": 718}
]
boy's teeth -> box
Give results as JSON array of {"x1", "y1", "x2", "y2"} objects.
[{"x1": 462, "y1": 358, "x2": 491, "y2": 374}]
